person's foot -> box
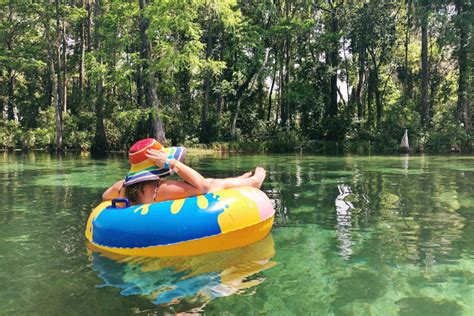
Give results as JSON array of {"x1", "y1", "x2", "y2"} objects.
[
  {"x1": 253, "y1": 167, "x2": 266, "y2": 188},
  {"x1": 238, "y1": 171, "x2": 253, "y2": 178}
]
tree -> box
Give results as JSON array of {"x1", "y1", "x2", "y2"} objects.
[
  {"x1": 90, "y1": 0, "x2": 108, "y2": 155},
  {"x1": 0, "y1": 0, "x2": 471, "y2": 153},
  {"x1": 349, "y1": 1, "x2": 397, "y2": 127},
  {"x1": 455, "y1": 0, "x2": 471, "y2": 130},
  {"x1": 418, "y1": 0, "x2": 430, "y2": 126},
  {"x1": 137, "y1": 0, "x2": 166, "y2": 144}
]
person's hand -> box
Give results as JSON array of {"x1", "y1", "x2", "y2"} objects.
[{"x1": 146, "y1": 148, "x2": 175, "y2": 169}]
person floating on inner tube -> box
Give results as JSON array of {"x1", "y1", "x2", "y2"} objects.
[{"x1": 102, "y1": 138, "x2": 266, "y2": 205}]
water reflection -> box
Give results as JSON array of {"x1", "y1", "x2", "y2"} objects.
[
  {"x1": 87, "y1": 234, "x2": 276, "y2": 311},
  {"x1": 264, "y1": 155, "x2": 470, "y2": 267},
  {"x1": 401, "y1": 154, "x2": 409, "y2": 176},
  {"x1": 335, "y1": 184, "x2": 355, "y2": 260}
]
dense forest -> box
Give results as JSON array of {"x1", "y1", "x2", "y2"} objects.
[{"x1": 0, "y1": 0, "x2": 472, "y2": 154}]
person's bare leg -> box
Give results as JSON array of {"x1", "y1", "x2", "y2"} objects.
[
  {"x1": 207, "y1": 167, "x2": 266, "y2": 192},
  {"x1": 205, "y1": 171, "x2": 251, "y2": 183},
  {"x1": 238, "y1": 171, "x2": 253, "y2": 178},
  {"x1": 253, "y1": 167, "x2": 266, "y2": 186}
]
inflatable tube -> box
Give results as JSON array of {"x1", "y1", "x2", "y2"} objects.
[{"x1": 85, "y1": 186, "x2": 275, "y2": 257}]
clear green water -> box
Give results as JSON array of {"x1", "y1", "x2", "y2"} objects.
[{"x1": 1, "y1": 152, "x2": 473, "y2": 315}]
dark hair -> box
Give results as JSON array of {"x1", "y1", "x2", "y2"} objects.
[{"x1": 124, "y1": 180, "x2": 156, "y2": 203}]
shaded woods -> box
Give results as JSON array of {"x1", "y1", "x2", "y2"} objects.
[{"x1": 0, "y1": 0, "x2": 472, "y2": 154}]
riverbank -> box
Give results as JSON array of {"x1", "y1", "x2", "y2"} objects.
[{"x1": 1, "y1": 138, "x2": 472, "y2": 155}]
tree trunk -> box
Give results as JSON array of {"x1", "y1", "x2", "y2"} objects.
[
  {"x1": 92, "y1": 77, "x2": 108, "y2": 155},
  {"x1": 202, "y1": 76, "x2": 211, "y2": 140},
  {"x1": 230, "y1": 98, "x2": 241, "y2": 138},
  {"x1": 276, "y1": 67, "x2": 281, "y2": 125},
  {"x1": 7, "y1": 69, "x2": 18, "y2": 122},
  {"x1": 216, "y1": 94, "x2": 222, "y2": 129},
  {"x1": 403, "y1": 0, "x2": 413, "y2": 102},
  {"x1": 215, "y1": 29, "x2": 225, "y2": 133},
  {"x1": 86, "y1": 0, "x2": 92, "y2": 52},
  {"x1": 283, "y1": 37, "x2": 290, "y2": 130},
  {"x1": 1, "y1": 96, "x2": 5, "y2": 121},
  {"x1": 62, "y1": 21, "x2": 67, "y2": 114},
  {"x1": 278, "y1": 57, "x2": 284, "y2": 125},
  {"x1": 90, "y1": 0, "x2": 108, "y2": 155},
  {"x1": 373, "y1": 63, "x2": 382, "y2": 127},
  {"x1": 201, "y1": 9, "x2": 212, "y2": 142},
  {"x1": 178, "y1": 69, "x2": 192, "y2": 121},
  {"x1": 257, "y1": 79, "x2": 265, "y2": 120},
  {"x1": 5, "y1": 4, "x2": 18, "y2": 123},
  {"x1": 78, "y1": 0, "x2": 85, "y2": 111},
  {"x1": 230, "y1": 64, "x2": 260, "y2": 139},
  {"x1": 455, "y1": 0, "x2": 469, "y2": 129},
  {"x1": 267, "y1": 65, "x2": 276, "y2": 121},
  {"x1": 367, "y1": 68, "x2": 375, "y2": 127},
  {"x1": 138, "y1": 0, "x2": 166, "y2": 145},
  {"x1": 342, "y1": 38, "x2": 351, "y2": 112},
  {"x1": 281, "y1": 0, "x2": 291, "y2": 130},
  {"x1": 55, "y1": 0, "x2": 64, "y2": 152},
  {"x1": 356, "y1": 52, "x2": 365, "y2": 121},
  {"x1": 329, "y1": 12, "x2": 339, "y2": 118},
  {"x1": 85, "y1": 0, "x2": 92, "y2": 106},
  {"x1": 44, "y1": 59, "x2": 53, "y2": 110},
  {"x1": 49, "y1": 51, "x2": 57, "y2": 115},
  {"x1": 136, "y1": 66, "x2": 145, "y2": 108},
  {"x1": 1, "y1": 69, "x2": 6, "y2": 120},
  {"x1": 420, "y1": 14, "x2": 430, "y2": 126}
]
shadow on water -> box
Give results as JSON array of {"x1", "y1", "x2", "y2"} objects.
[{"x1": 87, "y1": 234, "x2": 276, "y2": 313}]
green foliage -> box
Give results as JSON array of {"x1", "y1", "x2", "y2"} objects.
[
  {"x1": 0, "y1": 0, "x2": 471, "y2": 154},
  {"x1": 249, "y1": 121, "x2": 303, "y2": 153},
  {"x1": 424, "y1": 108, "x2": 471, "y2": 153},
  {"x1": 373, "y1": 100, "x2": 422, "y2": 153},
  {"x1": 105, "y1": 109, "x2": 144, "y2": 151},
  {"x1": 64, "y1": 112, "x2": 93, "y2": 151},
  {"x1": 0, "y1": 120, "x2": 20, "y2": 150},
  {"x1": 349, "y1": 1, "x2": 397, "y2": 63},
  {"x1": 34, "y1": 107, "x2": 57, "y2": 150}
]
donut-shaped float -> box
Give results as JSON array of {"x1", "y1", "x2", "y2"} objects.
[{"x1": 85, "y1": 186, "x2": 275, "y2": 257}]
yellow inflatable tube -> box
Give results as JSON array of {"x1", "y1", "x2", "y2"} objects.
[{"x1": 86, "y1": 186, "x2": 275, "y2": 257}]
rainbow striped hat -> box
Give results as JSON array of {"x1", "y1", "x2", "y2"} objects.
[{"x1": 124, "y1": 138, "x2": 186, "y2": 186}]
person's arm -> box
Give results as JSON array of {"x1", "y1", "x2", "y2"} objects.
[
  {"x1": 145, "y1": 148, "x2": 210, "y2": 194},
  {"x1": 102, "y1": 179, "x2": 125, "y2": 201}
]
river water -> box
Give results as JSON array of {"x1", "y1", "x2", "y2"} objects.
[{"x1": 1, "y1": 152, "x2": 473, "y2": 315}]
